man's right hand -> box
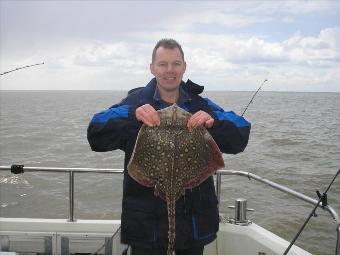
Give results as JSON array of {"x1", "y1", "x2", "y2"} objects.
[{"x1": 135, "y1": 104, "x2": 160, "y2": 127}]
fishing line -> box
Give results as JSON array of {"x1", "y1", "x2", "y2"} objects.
[
  {"x1": 241, "y1": 79, "x2": 268, "y2": 116},
  {"x1": 0, "y1": 62, "x2": 44, "y2": 76},
  {"x1": 91, "y1": 225, "x2": 129, "y2": 255},
  {"x1": 283, "y1": 169, "x2": 340, "y2": 255}
]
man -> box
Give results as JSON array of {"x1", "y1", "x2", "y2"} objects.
[{"x1": 87, "y1": 39, "x2": 251, "y2": 255}]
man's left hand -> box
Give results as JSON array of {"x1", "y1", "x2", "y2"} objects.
[{"x1": 187, "y1": 111, "x2": 214, "y2": 130}]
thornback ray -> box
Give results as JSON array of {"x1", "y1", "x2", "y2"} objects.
[{"x1": 127, "y1": 104, "x2": 225, "y2": 255}]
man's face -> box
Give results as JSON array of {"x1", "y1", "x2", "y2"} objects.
[{"x1": 150, "y1": 46, "x2": 186, "y2": 93}]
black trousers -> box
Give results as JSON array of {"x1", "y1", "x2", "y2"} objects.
[{"x1": 131, "y1": 246, "x2": 204, "y2": 255}]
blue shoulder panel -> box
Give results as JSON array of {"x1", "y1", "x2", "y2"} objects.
[
  {"x1": 204, "y1": 98, "x2": 250, "y2": 128},
  {"x1": 215, "y1": 111, "x2": 250, "y2": 128},
  {"x1": 204, "y1": 98, "x2": 224, "y2": 111},
  {"x1": 91, "y1": 105, "x2": 130, "y2": 124}
]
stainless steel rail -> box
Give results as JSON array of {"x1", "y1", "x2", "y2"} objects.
[
  {"x1": 216, "y1": 170, "x2": 340, "y2": 224},
  {"x1": 0, "y1": 166, "x2": 123, "y2": 222},
  {"x1": 0, "y1": 166, "x2": 339, "y2": 225}
]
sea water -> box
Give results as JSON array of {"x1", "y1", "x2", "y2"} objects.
[{"x1": 0, "y1": 90, "x2": 339, "y2": 255}]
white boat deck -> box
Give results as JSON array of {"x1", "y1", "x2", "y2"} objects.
[{"x1": 0, "y1": 217, "x2": 311, "y2": 255}]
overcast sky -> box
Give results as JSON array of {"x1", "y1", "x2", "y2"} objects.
[{"x1": 1, "y1": 1, "x2": 339, "y2": 91}]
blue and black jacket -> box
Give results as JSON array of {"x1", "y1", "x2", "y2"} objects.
[{"x1": 87, "y1": 78, "x2": 251, "y2": 249}]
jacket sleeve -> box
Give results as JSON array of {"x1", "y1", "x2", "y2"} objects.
[
  {"x1": 87, "y1": 100, "x2": 141, "y2": 152},
  {"x1": 205, "y1": 98, "x2": 251, "y2": 154}
]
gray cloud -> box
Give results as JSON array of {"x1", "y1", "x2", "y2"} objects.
[{"x1": 1, "y1": 1, "x2": 340, "y2": 92}]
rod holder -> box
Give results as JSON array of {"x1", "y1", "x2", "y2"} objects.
[{"x1": 228, "y1": 198, "x2": 254, "y2": 226}]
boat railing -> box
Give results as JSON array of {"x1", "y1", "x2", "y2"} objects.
[{"x1": 0, "y1": 165, "x2": 339, "y2": 226}]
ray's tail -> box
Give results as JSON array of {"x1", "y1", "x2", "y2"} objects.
[{"x1": 167, "y1": 196, "x2": 176, "y2": 255}]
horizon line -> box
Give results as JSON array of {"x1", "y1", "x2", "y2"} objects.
[{"x1": 0, "y1": 89, "x2": 339, "y2": 93}]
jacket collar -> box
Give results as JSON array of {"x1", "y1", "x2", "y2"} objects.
[
  {"x1": 153, "y1": 86, "x2": 191, "y2": 106},
  {"x1": 139, "y1": 78, "x2": 204, "y2": 105}
]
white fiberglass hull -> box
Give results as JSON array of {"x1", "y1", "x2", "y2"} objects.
[{"x1": 0, "y1": 217, "x2": 311, "y2": 255}]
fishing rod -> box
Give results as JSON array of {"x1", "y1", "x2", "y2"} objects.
[
  {"x1": 0, "y1": 62, "x2": 44, "y2": 76},
  {"x1": 241, "y1": 79, "x2": 268, "y2": 116},
  {"x1": 92, "y1": 224, "x2": 129, "y2": 255},
  {"x1": 283, "y1": 169, "x2": 340, "y2": 255},
  {"x1": 92, "y1": 225, "x2": 121, "y2": 255}
]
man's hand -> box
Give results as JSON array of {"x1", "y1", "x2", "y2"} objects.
[
  {"x1": 187, "y1": 111, "x2": 214, "y2": 130},
  {"x1": 135, "y1": 104, "x2": 160, "y2": 127}
]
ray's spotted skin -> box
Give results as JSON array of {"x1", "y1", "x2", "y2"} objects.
[{"x1": 128, "y1": 104, "x2": 225, "y2": 255}]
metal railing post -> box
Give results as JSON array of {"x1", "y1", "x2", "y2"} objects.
[
  {"x1": 69, "y1": 171, "x2": 75, "y2": 222},
  {"x1": 216, "y1": 171, "x2": 222, "y2": 209}
]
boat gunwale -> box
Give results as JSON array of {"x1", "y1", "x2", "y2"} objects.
[{"x1": 0, "y1": 165, "x2": 339, "y2": 254}]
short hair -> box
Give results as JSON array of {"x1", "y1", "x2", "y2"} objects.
[{"x1": 152, "y1": 39, "x2": 185, "y2": 63}]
